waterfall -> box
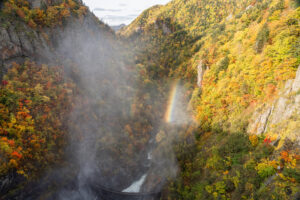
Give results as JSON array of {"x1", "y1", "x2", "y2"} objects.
[{"x1": 122, "y1": 174, "x2": 147, "y2": 193}]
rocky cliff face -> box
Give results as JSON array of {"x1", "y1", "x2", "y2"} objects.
[
  {"x1": 0, "y1": 19, "x2": 53, "y2": 79},
  {"x1": 248, "y1": 66, "x2": 300, "y2": 147},
  {"x1": 0, "y1": 0, "x2": 112, "y2": 80}
]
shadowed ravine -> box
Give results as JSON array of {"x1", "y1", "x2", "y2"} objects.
[{"x1": 0, "y1": 1, "x2": 193, "y2": 198}]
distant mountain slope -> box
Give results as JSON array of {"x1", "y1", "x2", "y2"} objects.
[
  {"x1": 120, "y1": 0, "x2": 299, "y2": 133},
  {"x1": 119, "y1": 0, "x2": 300, "y2": 199},
  {"x1": 111, "y1": 23, "x2": 126, "y2": 31}
]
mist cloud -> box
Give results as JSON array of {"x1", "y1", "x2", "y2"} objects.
[
  {"x1": 32, "y1": 9, "x2": 195, "y2": 199},
  {"x1": 93, "y1": 8, "x2": 122, "y2": 12}
]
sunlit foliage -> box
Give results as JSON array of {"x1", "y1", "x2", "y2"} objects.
[
  {"x1": 119, "y1": 0, "x2": 300, "y2": 199},
  {"x1": 2, "y1": 0, "x2": 87, "y2": 28},
  {"x1": 0, "y1": 61, "x2": 75, "y2": 177}
]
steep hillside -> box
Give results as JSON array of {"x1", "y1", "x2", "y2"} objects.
[
  {"x1": 119, "y1": 0, "x2": 300, "y2": 199},
  {"x1": 0, "y1": 0, "x2": 299, "y2": 199},
  {"x1": 0, "y1": 0, "x2": 145, "y2": 198}
]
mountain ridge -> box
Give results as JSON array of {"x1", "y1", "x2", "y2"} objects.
[{"x1": 118, "y1": 0, "x2": 300, "y2": 199}]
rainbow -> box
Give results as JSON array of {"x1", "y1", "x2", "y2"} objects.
[{"x1": 164, "y1": 80, "x2": 179, "y2": 123}]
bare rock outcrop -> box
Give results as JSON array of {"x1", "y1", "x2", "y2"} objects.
[
  {"x1": 0, "y1": 20, "x2": 56, "y2": 79},
  {"x1": 27, "y1": 0, "x2": 44, "y2": 8},
  {"x1": 247, "y1": 106, "x2": 272, "y2": 135},
  {"x1": 269, "y1": 66, "x2": 300, "y2": 125},
  {"x1": 0, "y1": 2, "x2": 111, "y2": 80},
  {"x1": 162, "y1": 23, "x2": 171, "y2": 35},
  {"x1": 226, "y1": 13, "x2": 233, "y2": 21},
  {"x1": 153, "y1": 19, "x2": 172, "y2": 35},
  {"x1": 197, "y1": 60, "x2": 206, "y2": 88},
  {"x1": 247, "y1": 66, "x2": 300, "y2": 146}
]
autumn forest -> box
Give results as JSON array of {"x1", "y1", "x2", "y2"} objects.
[{"x1": 0, "y1": 0, "x2": 299, "y2": 199}]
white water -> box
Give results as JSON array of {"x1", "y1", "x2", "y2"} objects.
[
  {"x1": 122, "y1": 174, "x2": 147, "y2": 193},
  {"x1": 147, "y1": 152, "x2": 152, "y2": 160}
]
